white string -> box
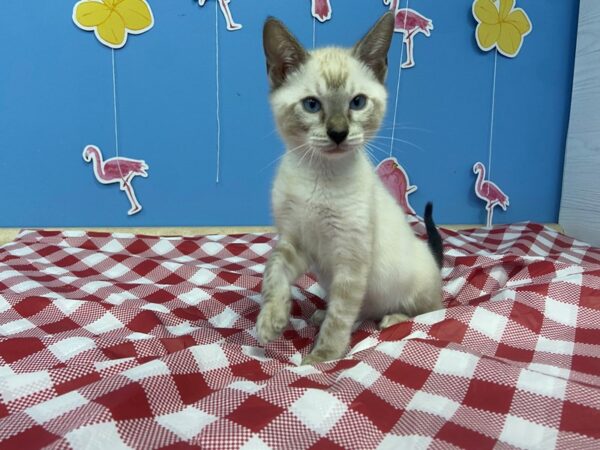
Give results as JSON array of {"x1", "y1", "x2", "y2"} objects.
[
  {"x1": 389, "y1": 0, "x2": 409, "y2": 156},
  {"x1": 111, "y1": 49, "x2": 124, "y2": 180},
  {"x1": 312, "y1": 16, "x2": 316, "y2": 49},
  {"x1": 487, "y1": 49, "x2": 498, "y2": 180},
  {"x1": 215, "y1": 0, "x2": 222, "y2": 183}
]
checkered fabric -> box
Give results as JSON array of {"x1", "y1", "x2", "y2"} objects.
[{"x1": 0, "y1": 222, "x2": 599, "y2": 449}]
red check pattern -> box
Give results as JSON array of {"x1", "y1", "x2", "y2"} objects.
[{"x1": 0, "y1": 222, "x2": 599, "y2": 449}]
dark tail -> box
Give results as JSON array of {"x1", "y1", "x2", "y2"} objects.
[{"x1": 424, "y1": 202, "x2": 443, "y2": 268}]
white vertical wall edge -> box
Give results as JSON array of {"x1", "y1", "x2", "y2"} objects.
[{"x1": 559, "y1": 0, "x2": 600, "y2": 246}]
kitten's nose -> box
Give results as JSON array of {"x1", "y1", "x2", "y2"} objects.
[{"x1": 327, "y1": 128, "x2": 349, "y2": 145}]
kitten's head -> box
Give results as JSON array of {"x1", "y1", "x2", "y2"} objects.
[{"x1": 263, "y1": 13, "x2": 394, "y2": 159}]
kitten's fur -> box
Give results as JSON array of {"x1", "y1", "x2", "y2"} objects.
[{"x1": 257, "y1": 13, "x2": 443, "y2": 365}]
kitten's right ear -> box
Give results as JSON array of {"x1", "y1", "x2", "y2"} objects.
[{"x1": 263, "y1": 17, "x2": 307, "y2": 89}]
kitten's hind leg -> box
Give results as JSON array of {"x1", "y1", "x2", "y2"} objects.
[
  {"x1": 257, "y1": 240, "x2": 308, "y2": 344},
  {"x1": 310, "y1": 309, "x2": 326, "y2": 326},
  {"x1": 378, "y1": 284, "x2": 443, "y2": 331},
  {"x1": 379, "y1": 282, "x2": 443, "y2": 330},
  {"x1": 379, "y1": 313, "x2": 410, "y2": 329}
]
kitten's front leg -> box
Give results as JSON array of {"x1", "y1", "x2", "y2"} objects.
[
  {"x1": 256, "y1": 240, "x2": 308, "y2": 344},
  {"x1": 302, "y1": 266, "x2": 368, "y2": 365}
]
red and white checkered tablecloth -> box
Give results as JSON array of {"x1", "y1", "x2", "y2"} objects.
[{"x1": 0, "y1": 223, "x2": 599, "y2": 449}]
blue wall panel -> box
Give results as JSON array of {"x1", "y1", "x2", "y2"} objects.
[{"x1": 0, "y1": 0, "x2": 579, "y2": 226}]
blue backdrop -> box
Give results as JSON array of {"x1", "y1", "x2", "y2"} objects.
[{"x1": 0, "y1": 0, "x2": 579, "y2": 226}]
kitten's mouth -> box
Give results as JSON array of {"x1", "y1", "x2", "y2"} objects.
[
  {"x1": 309, "y1": 137, "x2": 363, "y2": 157},
  {"x1": 323, "y1": 145, "x2": 349, "y2": 155},
  {"x1": 319, "y1": 141, "x2": 362, "y2": 156}
]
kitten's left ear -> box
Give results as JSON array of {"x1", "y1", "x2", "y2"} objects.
[{"x1": 353, "y1": 13, "x2": 395, "y2": 83}]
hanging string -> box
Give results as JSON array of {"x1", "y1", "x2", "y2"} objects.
[
  {"x1": 111, "y1": 49, "x2": 124, "y2": 180},
  {"x1": 312, "y1": 16, "x2": 316, "y2": 49},
  {"x1": 487, "y1": 49, "x2": 498, "y2": 180},
  {"x1": 215, "y1": 0, "x2": 222, "y2": 183},
  {"x1": 389, "y1": 0, "x2": 409, "y2": 156}
]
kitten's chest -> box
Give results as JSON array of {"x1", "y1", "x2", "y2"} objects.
[{"x1": 274, "y1": 168, "x2": 372, "y2": 244}]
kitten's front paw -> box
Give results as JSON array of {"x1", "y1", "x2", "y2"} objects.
[
  {"x1": 256, "y1": 300, "x2": 289, "y2": 344},
  {"x1": 301, "y1": 347, "x2": 342, "y2": 365},
  {"x1": 309, "y1": 309, "x2": 326, "y2": 326},
  {"x1": 301, "y1": 353, "x2": 325, "y2": 366},
  {"x1": 379, "y1": 313, "x2": 410, "y2": 329}
]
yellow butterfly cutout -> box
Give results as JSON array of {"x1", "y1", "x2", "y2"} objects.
[
  {"x1": 472, "y1": 0, "x2": 532, "y2": 57},
  {"x1": 73, "y1": 0, "x2": 154, "y2": 49}
]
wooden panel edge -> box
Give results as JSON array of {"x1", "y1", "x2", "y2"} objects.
[{"x1": 0, "y1": 224, "x2": 565, "y2": 246}]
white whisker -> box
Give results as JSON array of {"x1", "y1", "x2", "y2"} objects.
[
  {"x1": 378, "y1": 125, "x2": 433, "y2": 134},
  {"x1": 364, "y1": 142, "x2": 391, "y2": 156},
  {"x1": 260, "y1": 128, "x2": 279, "y2": 140},
  {"x1": 259, "y1": 142, "x2": 309, "y2": 172},
  {"x1": 367, "y1": 136, "x2": 426, "y2": 153},
  {"x1": 297, "y1": 145, "x2": 313, "y2": 167},
  {"x1": 346, "y1": 133, "x2": 364, "y2": 141},
  {"x1": 362, "y1": 145, "x2": 377, "y2": 162},
  {"x1": 346, "y1": 138, "x2": 364, "y2": 146},
  {"x1": 307, "y1": 145, "x2": 318, "y2": 168}
]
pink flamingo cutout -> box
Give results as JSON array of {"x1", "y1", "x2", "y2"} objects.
[
  {"x1": 198, "y1": 0, "x2": 242, "y2": 31},
  {"x1": 473, "y1": 161, "x2": 509, "y2": 228},
  {"x1": 384, "y1": 0, "x2": 433, "y2": 68},
  {"x1": 311, "y1": 0, "x2": 332, "y2": 23},
  {"x1": 83, "y1": 145, "x2": 149, "y2": 216},
  {"x1": 376, "y1": 157, "x2": 417, "y2": 215}
]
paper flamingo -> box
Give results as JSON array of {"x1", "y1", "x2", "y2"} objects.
[
  {"x1": 384, "y1": 0, "x2": 433, "y2": 68},
  {"x1": 199, "y1": 0, "x2": 242, "y2": 31},
  {"x1": 83, "y1": 145, "x2": 149, "y2": 216},
  {"x1": 473, "y1": 162, "x2": 509, "y2": 227},
  {"x1": 376, "y1": 157, "x2": 417, "y2": 215},
  {"x1": 311, "y1": 0, "x2": 332, "y2": 22}
]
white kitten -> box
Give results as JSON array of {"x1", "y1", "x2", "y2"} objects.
[{"x1": 256, "y1": 13, "x2": 443, "y2": 365}]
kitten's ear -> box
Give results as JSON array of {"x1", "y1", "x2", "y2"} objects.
[
  {"x1": 353, "y1": 13, "x2": 395, "y2": 83},
  {"x1": 263, "y1": 17, "x2": 308, "y2": 89}
]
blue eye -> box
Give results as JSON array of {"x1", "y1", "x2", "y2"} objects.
[
  {"x1": 350, "y1": 94, "x2": 367, "y2": 110},
  {"x1": 302, "y1": 97, "x2": 321, "y2": 113}
]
